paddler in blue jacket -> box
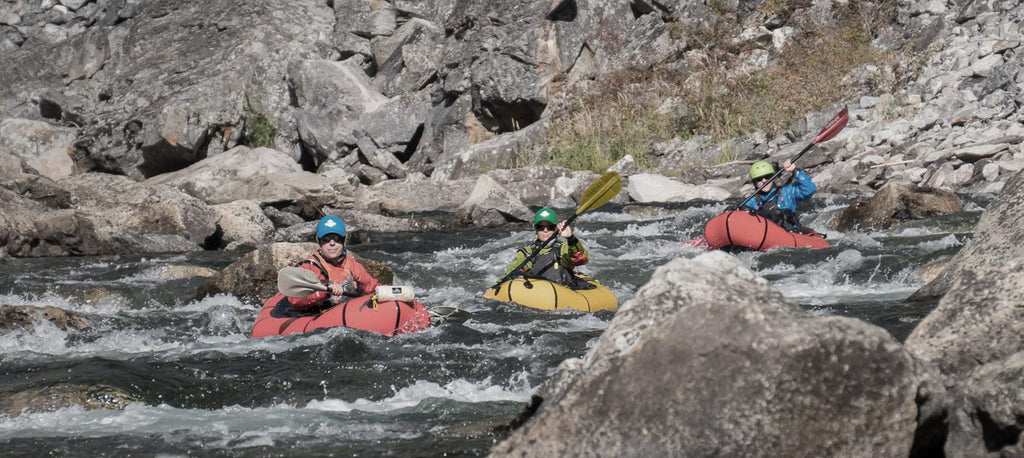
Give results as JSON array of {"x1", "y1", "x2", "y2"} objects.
[
  {"x1": 743, "y1": 159, "x2": 818, "y2": 234},
  {"x1": 505, "y1": 207, "x2": 589, "y2": 287}
]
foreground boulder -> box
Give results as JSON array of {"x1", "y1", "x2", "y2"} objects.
[
  {"x1": 492, "y1": 251, "x2": 925, "y2": 457},
  {"x1": 908, "y1": 169, "x2": 1024, "y2": 303},
  {"x1": 904, "y1": 170, "x2": 1024, "y2": 380},
  {"x1": 939, "y1": 352, "x2": 1024, "y2": 455}
]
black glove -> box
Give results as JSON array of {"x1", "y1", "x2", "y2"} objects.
[{"x1": 341, "y1": 279, "x2": 360, "y2": 297}]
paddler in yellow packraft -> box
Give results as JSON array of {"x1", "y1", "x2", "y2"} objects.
[
  {"x1": 487, "y1": 172, "x2": 622, "y2": 312},
  {"x1": 505, "y1": 207, "x2": 589, "y2": 287}
]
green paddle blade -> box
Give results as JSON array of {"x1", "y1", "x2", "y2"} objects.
[
  {"x1": 278, "y1": 267, "x2": 327, "y2": 297},
  {"x1": 576, "y1": 171, "x2": 622, "y2": 215}
]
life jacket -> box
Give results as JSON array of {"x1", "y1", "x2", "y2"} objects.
[
  {"x1": 754, "y1": 192, "x2": 802, "y2": 233},
  {"x1": 287, "y1": 252, "x2": 359, "y2": 314},
  {"x1": 518, "y1": 240, "x2": 577, "y2": 286}
]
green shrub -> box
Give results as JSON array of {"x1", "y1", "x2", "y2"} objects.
[{"x1": 242, "y1": 101, "x2": 277, "y2": 148}]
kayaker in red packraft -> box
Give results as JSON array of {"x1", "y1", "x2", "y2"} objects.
[
  {"x1": 288, "y1": 215, "x2": 381, "y2": 313},
  {"x1": 742, "y1": 159, "x2": 818, "y2": 235},
  {"x1": 504, "y1": 207, "x2": 589, "y2": 287}
]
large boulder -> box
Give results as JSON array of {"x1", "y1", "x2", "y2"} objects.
[
  {"x1": 0, "y1": 118, "x2": 77, "y2": 181},
  {"x1": 909, "y1": 170, "x2": 1024, "y2": 302},
  {"x1": 493, "y1": 252, "x2": 924, "y2": 457},
  {"x1": 454, "y1": 174, "x2": 533, "y2": 227},
  {"x1": 627, "y1": 173, "x2": 731, "y2": 203},
  {"x1": 830, "y1": 183, "x2": 964, "y2": 231},
  {"x1": 58, "y1": 173, "x2": 219, "y2": 254},
  {"x1": 487, "y1": 167, "x2": 604, "y2": 208},
  {"x1": 939, "y1": 352, "x2": 1024, "y2": 456},
  {"x1": 905, "y1": 170, "x2": 1024, "y2": 378}
]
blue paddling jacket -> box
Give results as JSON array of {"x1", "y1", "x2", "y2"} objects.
[{"x1": 742, "y1": 170, "x2": 817, "y2": 231}]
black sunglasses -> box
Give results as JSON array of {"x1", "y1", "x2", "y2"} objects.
[
  {"x1": 535, "y1": 224, "x2": 556, "y2": 231},
  {"x1": 319, "y1": 233, "x2": 345, "y2": 245}
]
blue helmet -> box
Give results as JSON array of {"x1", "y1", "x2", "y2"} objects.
[{"x1": 316, "y1": 216, "x2": 346, "y2": 239}]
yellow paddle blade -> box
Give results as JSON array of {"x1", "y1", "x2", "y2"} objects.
[{"x1": 576, "y1": 171, "x2": 622, "y2": 215}]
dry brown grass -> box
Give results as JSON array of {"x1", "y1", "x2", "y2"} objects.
[{"x1": 544, "y1": 0, "x2": 905, "y2": 173}]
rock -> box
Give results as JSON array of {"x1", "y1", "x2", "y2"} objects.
[
  {"x1": 211, "y1": 200, "x2": 275, "y2": 250},
  {"x1": 0, "y1": 304, "x2": 89, "y2": 332},
  {"x1": 905, "y1": 170, "x2": 1024, "y2": 378},
  {"x1": 454, "y1": 174, "x2": 532, "y2": 227},
  {"x1": 947, "y1": 352, "x2": 1024, "y2": 455},
  {"x1": 494, "y1": 252, "x2": 921, "y2": 457},
  {"x1": 0, "y1": 118, "x2": 77, "y2": 181},
  {"x1": 363, "y1": 174, "x2": 476, "y2": 213},
  {"x1": 830, "y1": 183, "x2": 964, "y2": 231},
  {"x1": 626, "y1": 173, "x2": 731, "y2": 203},
  {"x1": 487, "y1": 167, "x2": 603, "y2": 208},
  {"x1": 0, "y1": 384, "x2": 137, "y2": 418}
]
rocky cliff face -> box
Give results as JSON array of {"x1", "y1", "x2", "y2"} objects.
[{"x1": 0, "y1": 0, "x2": 1021, "y2": 256}]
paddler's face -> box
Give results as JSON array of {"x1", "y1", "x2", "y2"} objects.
[
  {"x1": 319, "y1": 233, "x2": 345, "y2": 258},
  {"x1": 535, "y1": 223, "x2": 556, "y2": 242},
  {"x1": 754, "y1": 176, "x2": 774, "y2": 193}
]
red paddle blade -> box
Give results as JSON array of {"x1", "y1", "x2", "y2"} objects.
[
  {"x1": 684, "y1": 236, "x2": 710, "y2": 250},
  {"x1": 813, "y1": 106, "x2": 849, "y2": 144}
]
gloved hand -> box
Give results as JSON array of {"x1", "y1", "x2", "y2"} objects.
[{"x1": 340, "y1": 278, "x2": 359, "y2": 297}]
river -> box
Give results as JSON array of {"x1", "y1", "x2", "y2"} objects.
[{"x1": 0, "y1": 196, "x2": 985, "y2": 456}]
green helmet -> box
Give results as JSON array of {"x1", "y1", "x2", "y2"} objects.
[
  {"x1": 749, "y1": 161, "x2": 775, "y2": 181},
  {"x1": 533, "y1": 207, "x2": 558, "y2": 226}
]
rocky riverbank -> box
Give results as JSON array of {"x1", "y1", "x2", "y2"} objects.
[{"x1": 1, "y1": 0, "x2": 1021, "y2": 258}]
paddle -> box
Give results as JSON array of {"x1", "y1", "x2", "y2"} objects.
[
  {"x1": 276, "y1": 267, "x2": 471, "y2": 322},
  {"x1": 736, "y1": 106, "x2": 849, "y2": 210},
  {"x1": 489, "y1": 171, "x2": 623, "y2": 292}
]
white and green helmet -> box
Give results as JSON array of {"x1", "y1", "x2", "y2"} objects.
[{"x1": 533, "y1": 207, "x2": 558, "y2": 225}]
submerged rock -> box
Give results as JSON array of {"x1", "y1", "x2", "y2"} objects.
[
  {"x1": 0, "y1": 304, "x2": 89, "y2": 332},
  {"x1": 0, "y1": 385, "x2": 138, "y2": 418}
]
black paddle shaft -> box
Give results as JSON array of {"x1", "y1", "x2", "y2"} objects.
[{"x1": 492, "y1": 212, "x2": 582, "y2": 291}]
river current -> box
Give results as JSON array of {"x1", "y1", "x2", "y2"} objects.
[{"x1": 0, "y1": 196, "x2": 985, "y2": 456}]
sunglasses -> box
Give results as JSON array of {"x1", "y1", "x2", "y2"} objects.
[
  {"x1": 535, "y1": 224, "x2": 556, "y2": 232},
  {"x1": 319, "y1": 233, "x2": 346, "y2": 245}
]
